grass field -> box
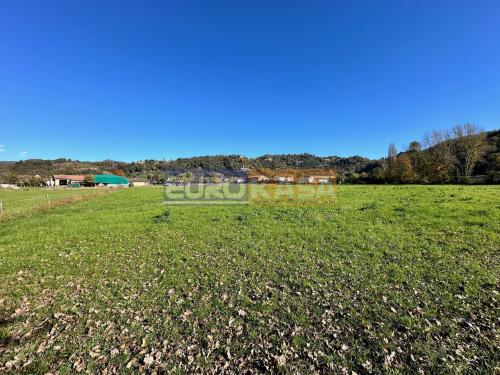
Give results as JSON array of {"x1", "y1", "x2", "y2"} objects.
[
  {"x1": 0, "y1": 185, "x2": 499, "y2": 373},
  {"x1": 0, "y1": 188, "x2": 111, "y2": 218}
]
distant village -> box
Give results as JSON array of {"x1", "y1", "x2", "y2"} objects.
[{"x1": 0, "y1": 168, "x2": 337, "y2": 190}]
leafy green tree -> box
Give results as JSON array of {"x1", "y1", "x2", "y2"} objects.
[
  {"x1": 179, "y1": 171, "x2": 194, "y2": 183},
  {"x1": 370, "y1": 167, "x2": 385, "y2": 182}
]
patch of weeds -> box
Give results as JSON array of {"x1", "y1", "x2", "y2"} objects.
[
  {"x1": 360, "y1": 203, "x2": 378, "y2": 210},
  {"x1": 235, "y1": 214, "x2": 248, "y2": 223},
  {"x1": 235, "y1": 210, "x2": 260, "y2": 224},
  {"x1": 464, "y1": 221, "x2": 486, "y2": 228},
  {"x1": 153, "y1": 209, "x2": 172, "y2": 223},
  {"x1": 394, "y1": 206, "x2": 406, "y2": 215}
]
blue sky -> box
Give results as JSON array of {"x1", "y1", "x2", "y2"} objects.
[{"x1": 1, "y1": 1, "x2": 499, "y2": 162}]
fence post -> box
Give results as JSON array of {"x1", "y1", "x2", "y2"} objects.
[
  {"x1": 0, "y1": 200, "x2": 3, "y2": 214},
  {"x1": 46, "y1": 194, "x2": 50, "y2": 207}
]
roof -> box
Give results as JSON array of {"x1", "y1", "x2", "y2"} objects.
[
  {"x1": 130, "y1": 178, "x2": 150, "y2": 182},
  {"x1": 53, "y1": 174, "x2": 85, "y2": 180},
  {"x1": 93, "y1": 174, "x2": 129, "y2": 184}
]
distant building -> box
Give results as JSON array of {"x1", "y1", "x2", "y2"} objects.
[
  {"x1": 273, "y1": 174, "x2": 294, "y2": 183},
  {"x1": 52, "y1": 175, "x2": 85, "y2": 186},
  {"x1": 248, "y1": 175, "x2": 269, "y2": 183},
  {"x1": 303, "y1": 175, "x2": 333, "y2": 184},
  {"x1": 248, "y1": 168, "x2": 335, "y2": 184},
  {"x1": 295, "y1": 169, "x2": 337, "y2": 184},
  {"x1": 129, "y1": 178, "x2": 150, "y2": 187},
  {"x1": 94, "y1": 174, "x2": 129, "y2": 187}
]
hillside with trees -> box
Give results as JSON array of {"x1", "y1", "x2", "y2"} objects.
[
  {"x1": 381, "y1": 125, "x2": 499, "y2": 184},
  {"x1": 1, "y1": 126, "x2": 498, "y2": 185}
]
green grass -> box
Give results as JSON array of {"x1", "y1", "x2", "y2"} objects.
[
  {"x1": 0, "y1": 185, "x2": 499, "y2": 373},
  {"x1": 0, "y1": 188, "x2": 110, "y2": 217}
]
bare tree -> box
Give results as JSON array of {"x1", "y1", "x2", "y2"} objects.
[
  {"x1": 387, "y1": 143, "x2": 397, "y2": 160},
  {"x1": 385, "y1": 143, "x2": 399, "y2": 182},
  {"x1": 423, "y1": 129, "x2": 455, "y2": 182},
  {"x1": 451, "y1": 123, "x2": 486, "y2": 177}
]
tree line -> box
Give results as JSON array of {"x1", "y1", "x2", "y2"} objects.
[{"x1": 344, "y1": 124, "x2": 499, "y2": 184}]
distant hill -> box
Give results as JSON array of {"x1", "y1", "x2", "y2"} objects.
[
  {"x1": 0, "y1": 154, "x2": 375, "y2": 183},
  {"x1": 0, "y1": 129, "x2": 498, "y2": 184}
]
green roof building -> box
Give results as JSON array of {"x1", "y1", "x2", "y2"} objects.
[{"x1": 93, "y1": 174, "x2": 129, "y2": 186}]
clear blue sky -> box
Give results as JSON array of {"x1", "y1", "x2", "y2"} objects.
[{"x1": 1, "y1": 1, "x2": 499, "y2": 162}]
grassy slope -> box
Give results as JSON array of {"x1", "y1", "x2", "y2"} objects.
[{"x1": 0, "y1": 186, "x2": 499, "y2": 374}]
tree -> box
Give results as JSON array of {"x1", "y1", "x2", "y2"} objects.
[
  {"x1": 209, "y1": 175, "x2": 221, "y2": 183},
  {"x1": 406, "y1": 141, "x2": 425, "y2": 182},
  {"x1": 153, "y1": 172, "x2": 164, "y2": 184},
  {"x1": 385, "y1": 143, "x2": 399, "y2": 182},
  {"x1": 408, "y1": 141, "x2": 422, "y2": 152},
  {"x1": 27, "y1": 176, "x2": 44, "y2": 187},
  {"x1": 111, "y1": 169, "x2": 126, "y2": 177},
  {"x1": 83, "y1": 175, "x2": 94, "y2": 186},
  {"x1": 388, "y1": 143, "x2": 397, "y2": 159},
  {"x1": 451, "y1": 123, "x2": 486, "y2": 178},
  {"x1": 396, "y1": 155, "x2": 415, "y2": 183},
  {"x1": 179, "y1": 171, "x2": 194, "y2": 183},
  {"x1": 7, "y1": 174, "x2": 19, "y2": 184},
  {"x1": 370, "y1": 167, "x2": 385, "y2": 182},
  {"x1": 423, "y1": 130, "x2": 455, "y2": 182}
]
